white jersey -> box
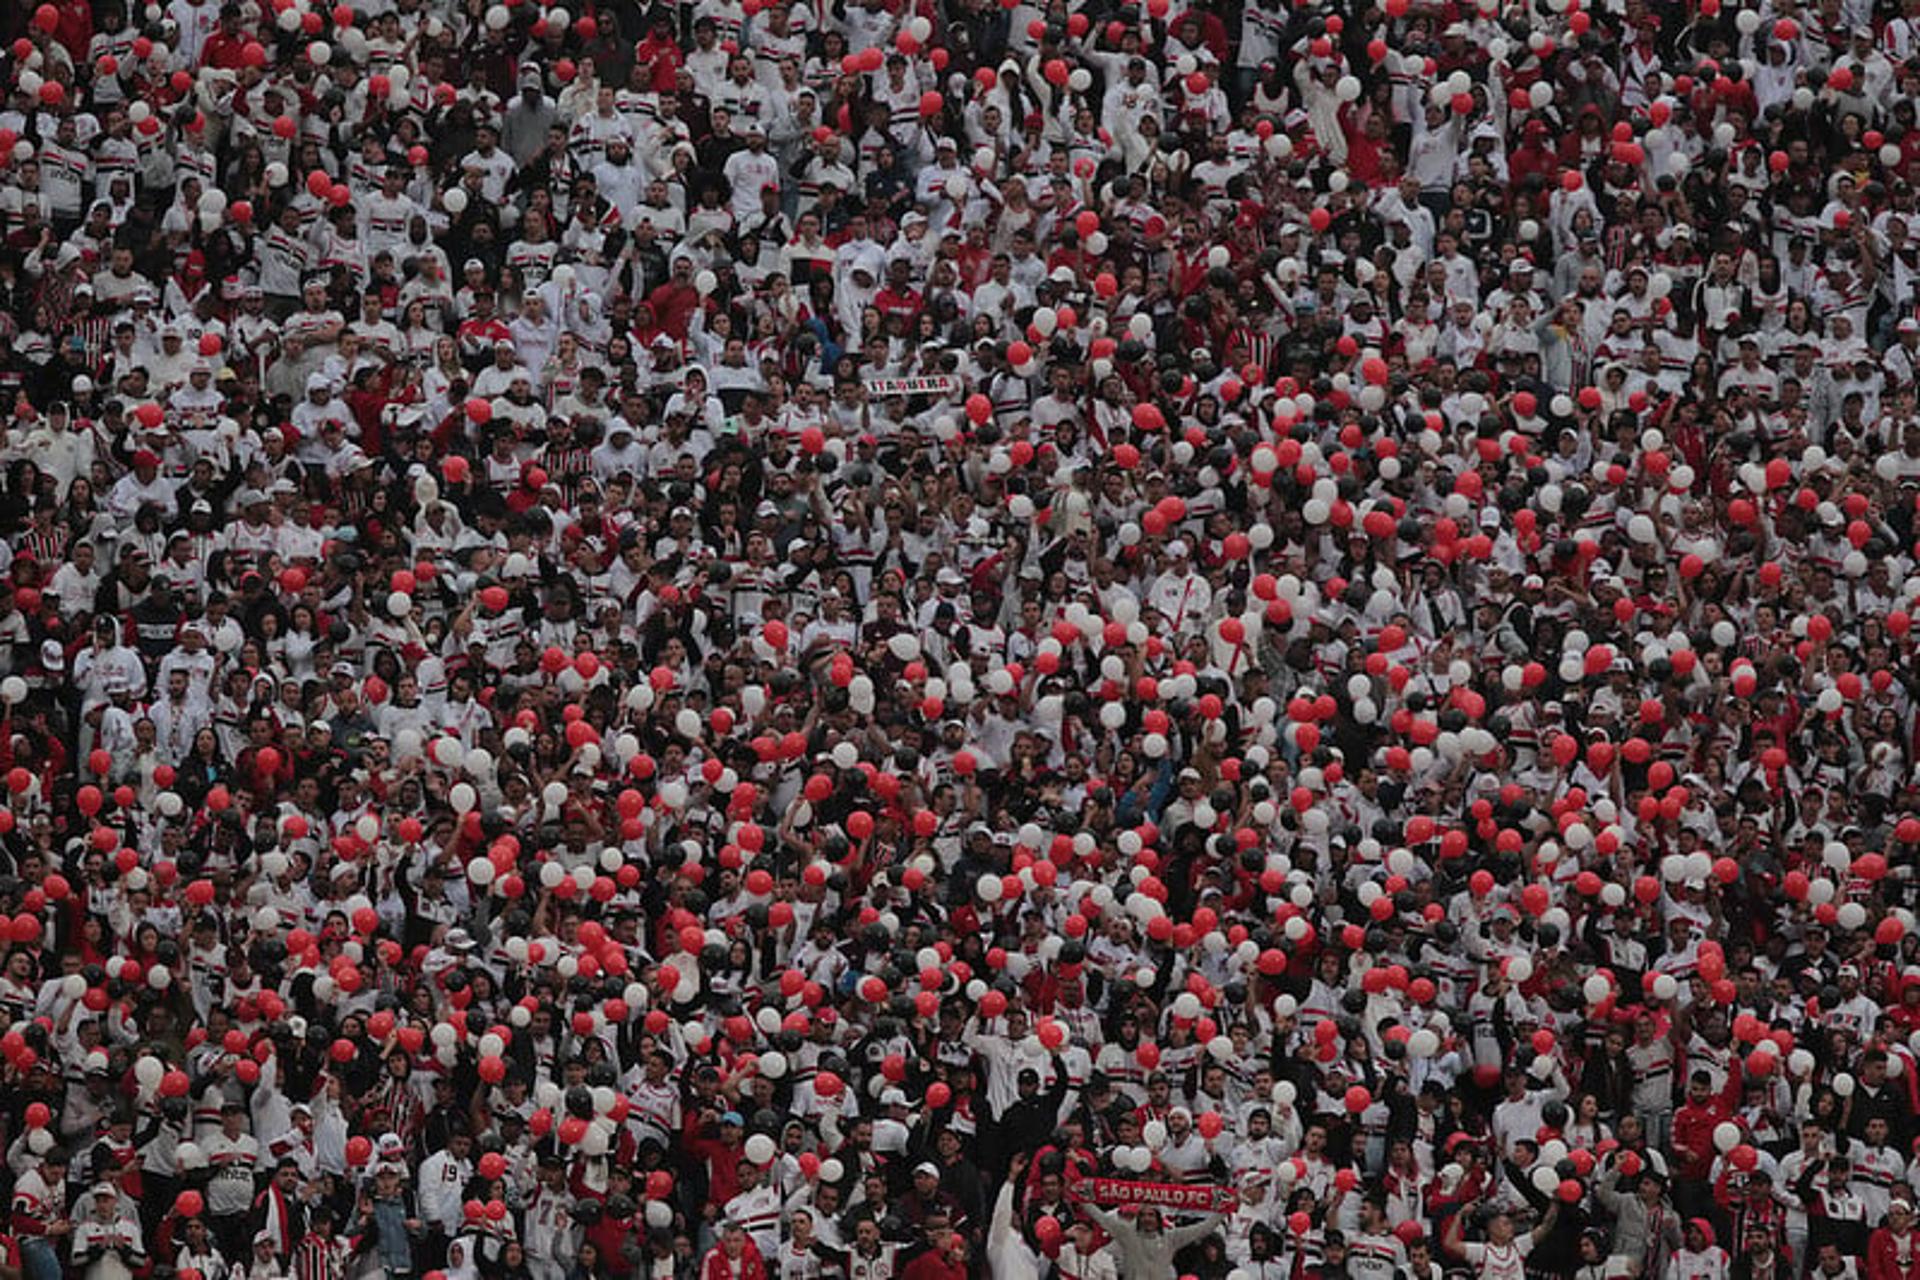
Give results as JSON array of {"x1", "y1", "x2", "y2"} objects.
[
  {"x1": 203, "y1": 1132, "x2": 261, "y2": 1216},
  {"x1": 723, "y1": 1184, "x2": 782, "y2": 1257},
  {"x1": 1666, "y1": 1246, "x2": 1729, "y2": 1280},
  {"x1": 71, "y1": 1215, "x2": 145, "y2": 1280},
  {"x1": 1463, "y1": 1236, "x2": 1534, "y2": 1280},
  {"x1": 1348, "y1": 1231, "x2": 1408, "y2": 1280}
]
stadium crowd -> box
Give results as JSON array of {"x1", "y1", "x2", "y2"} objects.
[{"x1": 7, "y1": 0, "x2": 1920, "y2": 1278}]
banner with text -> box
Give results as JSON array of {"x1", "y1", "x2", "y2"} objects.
[
  {"x1": 1076, "y1": 1179, "x2": 1237, "y2": 1212},
  {"x1": 864, "y1": 375, "x2": 959, "y2": 397}
]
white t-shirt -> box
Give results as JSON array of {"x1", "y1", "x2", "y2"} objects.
[{"x1": 1463, "y1": 1236, "x2": 1534, "y2": 1280}]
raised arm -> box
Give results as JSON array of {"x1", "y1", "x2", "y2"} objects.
[
  {"x1": 1443, "y1": 1200, "x2": 1474, "y2": 1259},
  {"x1": 1166, "y1": 1212, "x2": 1226, "y2": 1248}
]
